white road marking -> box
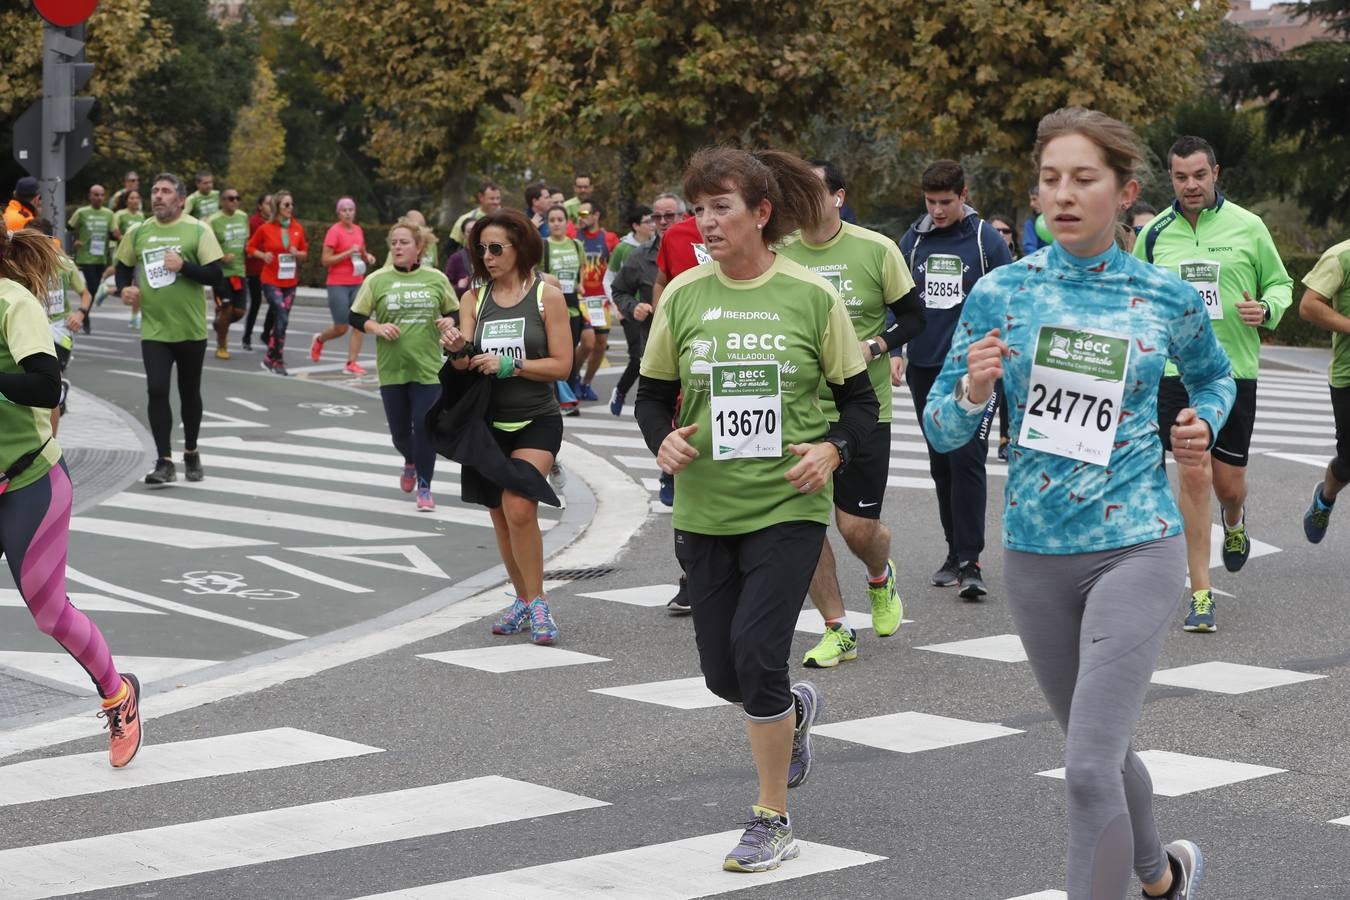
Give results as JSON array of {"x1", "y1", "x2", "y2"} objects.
[
  {"x1": 196, "y1": 435, "x2": 456, "y2": 469},
  {"x1": 70, "y1": 515, "x2": 275, "y2": 549},
  {"x1": 917, "y1": 634, "x2": 1028, "y2": 663},
  {"x1": 99, "y1": 492, "x2": 434, "y2": 540},
  {"x1": 591, "y1": 676, "x2": 729, "y2": 709},
  {"x1": 288, "y1": 544, "x2": 451, "y2": 579},
  {"x1": 419, "y1": 645, "x2": 610, "y2": 673},
  {"x1": 246, "y1": 555, "x2": 371, "y2": 594},
  {"x1": 0, "y1": 589, "x2": 161, "y2": 615},
  {"x1": 204, "y1": 453, "x2": 459, "y2": 492},
  {"x1": 196, "y1": 409, "x2": 266, "y2": 429},
  {"x1": 815, "y1": 711, "x2": 1023, "y2": 754},
  {"x1": 577, "y1": 585, "x2": 676, "y2": 608},
  {"x1": 1151, "y1": 661, "x2": 1323, "y2": 694},
  {"x1": 571, "y1": 432, "x2": 652, "y2": 449},
  {"x1": 0, "y1": 651, "x2": 217, "y2": 695},
  {"x1": 106, "y1": 369, "x2": 146, "y2": 378},
  {"x1": 226, "y1": 396, "x2": 268, "y2": 411},
  {"x1": 1038, "y1": 749, "x2": 1284, "y2": 796}
]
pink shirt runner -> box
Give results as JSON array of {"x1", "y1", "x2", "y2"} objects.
[{"x1": 324, "y1": 222, "x2": 367, "y2": 286}]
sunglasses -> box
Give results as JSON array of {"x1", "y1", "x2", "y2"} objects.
[
  {"x1": 223, "y1": 194, "x2": 240, "y2": 201},
  {"x1": 478, "y1": 242, "x2": 513, "y2": 257},
  {"x1": 994, "y1": 227, "x2": 1012, "y2": 235},
  {"x1": 652, "y1": 212, "x2": 679, "y2": 222}
]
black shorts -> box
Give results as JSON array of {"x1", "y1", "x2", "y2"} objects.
[
  {"x1": 1158, "y1": 376, "x2": 1257, "y2": 467},
  {"x1": 832, "y1": 419, "x2": 890, "y2": 519},
  {"x1": 55, "y1": 344, "x2": 71, "y2": 371},
  {"x1": 1332, "y1": 384, "x2": 1350, "y2": 468},
  {"x1": 461, "y1": 414, "x2": 564, "y2": 509},
  {"x1": 215, "y1": 277, "x2": 247, "y2": 309}
]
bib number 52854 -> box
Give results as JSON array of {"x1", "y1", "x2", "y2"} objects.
[
  {"x1": 710, "y1": 362, "x2": 782, "y2": 461},
  {"x1": 1018, "y1": 325, "x2": 1131, "y2": 466}
]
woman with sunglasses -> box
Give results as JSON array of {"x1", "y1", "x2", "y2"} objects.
[
  {"x1": 989, "y1": 214, "x2": 1021, "y2": 261},
  {"x1": 350, "y1": 219, "x2": 458, "y2": 510},
  {"x1": 445, "y1": 211, "x2": 572, "y2": 644},
  {"x1": 246, "y1": 190, "x2": 307, "y2": 375},
  {"x1": 314, "y1": 197, "x2": 377, "y2": 376}
]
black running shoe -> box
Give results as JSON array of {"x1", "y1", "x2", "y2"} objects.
[
  {"x1": 667, "y1": 576, "x2": 692, "y2": 615},
  {"x1": 931, "y1": 554, "x2": 960, "y2": 587},
  {"x1": 184, "y1": 451, "x2": 204, "y2": 482},
  {"x1": 957, "y1": 561, "x2": 987, "y2": 600},
  {"x1": 144, "y1": 458, "x2": 176, "y2": 485}
]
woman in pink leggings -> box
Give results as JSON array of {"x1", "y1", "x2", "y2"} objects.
[{"x1": 1, "y1": 224, "x2": 142, "y2": 768}]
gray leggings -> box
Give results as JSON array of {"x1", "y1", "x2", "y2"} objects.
[{"x1": 1004, "y1": 536, "x2": 1185, "y2": 900}]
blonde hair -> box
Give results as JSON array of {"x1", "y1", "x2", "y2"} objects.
[
  {"x1": 269, "y1": 190, "x2": 295, "y2": 223},
  {"x1": 1033, "y1": 107, "x2": 1144, "y2": 187},
  {"x1": 0, "y1": 227, "x2": 62, "y2": 298},
  {"x1": 387, "y1": 217, "x2": 433, "y2": 254}
]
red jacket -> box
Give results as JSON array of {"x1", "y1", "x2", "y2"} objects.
[
  {"x1": 246, "y1": 219, "x2": 308, "y2": 287},
  {"x1": 245, "y1": 212, "x2": 267, "y2": 276}
]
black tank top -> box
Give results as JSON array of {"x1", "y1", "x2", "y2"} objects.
[{"x1": 473, "y1": 277, "x2": 559, "y2": 422}]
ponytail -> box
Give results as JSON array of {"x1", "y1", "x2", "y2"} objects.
[
  {"x1": 682, "y1": 147, "x2": 827, "y2": 246},
  {"x1": 0, "y1": 227, "x2": 62, "y2": 298}
]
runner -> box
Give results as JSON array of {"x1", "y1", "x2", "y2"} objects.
[
  {"x1": 111, "y1": 188, "x2": 145, "y2": 242},
  {"x1": 1296, "y1": 236, "x2": 1350, "y2": 543},
  {"x1": 576, "y1": 200, "x2": 618, "y2": 400},
  {"x1": 448, "y1": 181, "x2": 502, "y2": 252},
  {"x1": 241, "y1": 194, "x2": 272, "y2": 352},
  {"x1": 313, "y1": 197, "x2": 377, "y2": 375},
  {"x1": 0, "y1": 223, "x2": 143, "y2": 768},
  {"x1": 350, "y1": 218, "x2": 457, "y2": 511},
  {"x1": 636, "y1": 147, "x2": 878, "y2": 873},
  {"x1": 1135, "y1": 135, "x2": 1293, "y2": 633},
  {"x1": 925, "y1": 107, "x2": 1227, "y2": 900},
  {"x1": 605, "y1": 203, "x2": 654, "y2": 413},
  {"x1": 114, "y1": 173, "x2": 224, "y2": 484},
  {"x1": 446, "y1": 210, "x2": 571, "y2": 644},
  {"x1": 246, "y1": 190, "x2": 308, "y2": 376},
  {"x1": 403, "y1": 210, "x2": 438, "y2": 270},
  {"x1": 29, "y1": 218, "x2": 92, "y2": 434},
  {"x1": 899, "y1": 159, "x2": 1013, "y2": 599},
  {"x1": 109, "y1": 170, "x2": 139, "y2": 209},
  {"x1": 543, "y1": 204, "x2": 593, "y2": 400},
  {"x1": 564, "y1": 172, "x2": 594, "y2": 223},
  {"x1": 780, "y1": 159, "x2": 925, "y2": 667},
  {"x1": 66, "y1": 184, "x2": 114, "y2": 334},
  {"x1": 206, "y1": 187, "x2": 250, "y2": 359},
  {"x1": 4, "y1": 177, "x2": 40, "y2": 234},
  {"x1": 183, "y1": 171, "x2": 220, "y2": 220}
]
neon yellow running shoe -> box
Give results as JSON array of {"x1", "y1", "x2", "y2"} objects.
[
  {"x1": 868, "y1": 558, "x2": 903, "y2": 637},
  {"x1": 802, "y1": 623, "x2": 857, "y2": 668}
]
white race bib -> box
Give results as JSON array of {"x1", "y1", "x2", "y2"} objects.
[
  {"x1": 1179, "y1": 260, "x2": 1222, "y2": 320},
  {"x1": 694, "y1": 243, "x2": 712, "y2": 265},
  {"x1": 1017, "y1": 325, "x2": 1131, "y2": 466},
  {"x1": 559, "y1": 276, "x2": 576, "y2": 295},
  {"x1": 142, "y1": 247, "x2": 177, "y2": 290},
  {"x1": 710, "y1": 361, "x2": 782, "y2": 461},
  {"x1": 480, "y1": 317, "x2": 526, "y2": 361},
  {"x1": 585, "y1": 296, "x2": 607, "y2": 328},
  {"x1": 351, "y1": 255, "x2": 366, "y2": 277},
  {"x1": 89, "y1": 236, "x2": 106, "y2": 257},
  {"x1": 924, "y1": 254, "x2": 964, "y2": 309},
  {"x1": 277, "y1": 253, "x2": 297, "y2": 281}
]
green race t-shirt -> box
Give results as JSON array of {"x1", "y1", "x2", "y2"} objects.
[
  {"x1": 207, "y1": 210, "x2": 250, "y2": 279},
  {"x1": 43, "y1": 257, "x2": 86, "y2": 351},
  {"x1": 115, "y1": 214, "x2": 223, "y2": 343},
  {"x1": 351, "y1": 265, "x2": 459, "y2": 386},
  {"x1": 450, "y1": 209, "x2": 483, "y2": 247},
  {"x1": 1305, "y1": 239, "x2": 1350, "y2": 388},
  {"x1": 0, "y1": 280, "x2": 62, "y2": 491},
  {"x1": 67, "y1": 205, "x2": 116, "y2": 265},
  {"x1": 113, "y1": 209, "x2": 145, "y2": 238},
  {"x1": 185, "y1": 190, "x2": 220, "y2": 220},
  {"x1": 640, "y1": 254, "x2": 866, "y2": 535},
  {"x1": 544, "y1": 236, "x2": 584, "y2": 310},
  {"x1": 779, "y1": 221, "x2": 914, "y2": 422}
]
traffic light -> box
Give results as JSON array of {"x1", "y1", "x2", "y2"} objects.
[{"x1": 45, "y1": 25, "x2": 95, "y2": 136}]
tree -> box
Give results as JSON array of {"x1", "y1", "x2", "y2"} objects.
[{"x1": 226, "y1": 58, "x2": 287, "y2": 201}]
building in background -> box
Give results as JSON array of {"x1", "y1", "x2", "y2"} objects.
[{"x1": 1228, "y1": 0, "x2": 1334, "y2": 51}]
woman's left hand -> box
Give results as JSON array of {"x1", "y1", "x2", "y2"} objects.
[
  {"x1": 439, "y1": 322, "x2": 465, "y2": 350},
  {"x1": 468, "y1": 353, "x2": 506, "y2": 376},
  {"x1": 784, "y1": 442, "x2": 839, "y2": 494}
]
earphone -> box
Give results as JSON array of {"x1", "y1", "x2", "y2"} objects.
[{"x1": 834, "y1": 197, "x2": 842, "y2": 209}]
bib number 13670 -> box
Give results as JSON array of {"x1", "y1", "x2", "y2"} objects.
[
  {"x1": 710, "y1": 362, "x2": 782, "y2": 460},
  {"x1": 1018, "y1": 325, "x2": 1130, "y2": 466}
]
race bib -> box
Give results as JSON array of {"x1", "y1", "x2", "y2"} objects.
[
  {"x1": 480, "y1": 317, "x2": 526, "y2": 361},
  {"x1": 1017, "y1": 325, "x2": 1130, "y2": 466},
  {"x1": 142, "y1": 247, "x2": 177, "y2": 290},
  {"x1": 924, "y1": 254, "x2": 964, "y2": 309},
  {"x1": 559, "y1": 276, "x2": 576, "y2": 295},
  {"x1": 277, "y1": 253, "x2": 297, "y2": 281},
  {"x1": 351, "y1": 255, "x2": 366, "y2": 277},
  {"x1": 585, "y1": 296, "x2": 607, "y2": 328},
  {"x1": 1179, "y1": 260, "x2": 1222, "y2": 320},
  {"x1": 45, "y1": 279, "x2": 65, "y2": 315},
  {"x1": 710, "y1": 361, "x2": 782, "y2": 461},
  {"x1": 89, "y1": 236, "x2": 106, "y2": 257},
  {"x1": 694, "y1": 243, "x2": 712, "y2": 265}
]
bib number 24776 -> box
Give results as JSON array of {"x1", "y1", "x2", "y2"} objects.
[
  {"x1": 710, "y1": 362, "x2": 782, "y2": 461},
  {"x1": 1017, "y1": 325, "x2": 1130, "y2": 466}
]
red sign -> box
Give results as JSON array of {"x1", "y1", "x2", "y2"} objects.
[{"x1": 33, "y1": 0, "x2": 100, "y2": 27}]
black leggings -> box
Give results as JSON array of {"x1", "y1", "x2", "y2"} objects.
[
  {"x1": 616, "y1": 316, "x2": 648, "y2": 396},
  {"x1": 141, "y1": 339, "x2": 206, "y2": 459}
]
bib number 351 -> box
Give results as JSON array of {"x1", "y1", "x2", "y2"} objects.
[{"x1": 710, "y1": 361, "x2": 782, "y2": 460}]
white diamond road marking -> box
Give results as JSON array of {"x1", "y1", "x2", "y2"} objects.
[
  {"x1": 1151, "y1": 661, "x2": 1324, "y2": 694},
  {"x1": 917, "y1": 633, "x2": 1027, "y2": 663},
  {"x1": 1006, "y1": 892, "x2": 1068, "y2": 900},
  {"x1": 0, "y1": 777, "x2": 608, "y2": 900},
  {"x1": 794, "y1": 608, "x2": 914, "y2": 633},
  {"x1": 815, "y1": 711, "x2": 1023, "y2": 754},
  {"x1": 0, "y1": 651, "x2": 217, "y2": 694},
  {"x1": 576, "y1": 585, "x2": 678, "y2": 608},
  {"x1": 0, "y1": 728, "x2": 382, "y2": 807},
  {"x1": 419, "y1": 645, "x2": 610, "y2": 673},
  {"x1": 591, "y1": 676, "x2": 729, "y2": 709},
  {"x1": 1207, "y1": 524, "x2": 1280, "y2": 567},
  {"x1": 1038, "y1": 749, "x2": 1285, "y2": 797},
  {"x1": 350, "y1": 831, "x2": 886, "y2": 899}
]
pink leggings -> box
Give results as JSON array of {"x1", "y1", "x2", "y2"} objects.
[{"x1": 2, "y1": 462, "x2": 122, "y2": 698}]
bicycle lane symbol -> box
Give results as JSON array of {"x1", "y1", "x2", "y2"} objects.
[
  {"x1": 298, "y1": 402, "x2": 367, "y2": 417},
  {"x1": 162, "y1": 571, "x2": 300, "y2": 602}
]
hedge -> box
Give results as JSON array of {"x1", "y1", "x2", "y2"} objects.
[
  {"x1": 294, "y1": 221, "x2": 396, "y2": 288},
  {"x1": 1262, "y1": 253, "x2": 1329, "y2": 348}
]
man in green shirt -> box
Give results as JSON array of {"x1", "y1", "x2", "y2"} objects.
[
  {"x1": 184, "y1": 171, "x2": 220, "y2": 220},
  {"x1": 780, "y1": 160, "x2": 925, "y2": 667},
  {"x1": 1296, "y1": 237, "x2": 1350, "y2": 544},
  {"x1": 1135, "y1": 135, "x2": 1294, "y2": 633},
  {"x1": 67, "y1": 184, "x2": 114, "y2": 334},
  {"x1": 206, "y1": 187, "x2": 250, "y2": 359},
  {"x1": 448, "y1": 181, "x2": 502, "y2": 252},
  {"x1": 115, "y1": 173, "x2": 224, "y2": 486},
  {"x1": 563, "y1": 172, "x2": 594, "y2": 224}
]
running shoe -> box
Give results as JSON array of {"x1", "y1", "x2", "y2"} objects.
[
  {"x1": 1221, "y1": 510, "x2": 1250, "y2": 572},
  {"x1": 215, "y1": 346, "x2": 230, "y2": 360},
  {"x1": 344, "y1": 360, "x2": 368, "y2": 375},
  {"x1": 957, "y1": 561, "x2": 987, "y2": 600},
  {"x1": 99, "y1": 673, "x2": 142, "y2": 769},
  {"x1": 1183, "y1": 589, "x2": 1216, "y2": 633},
  {"x1": 868, "y1": 558, "x2": 903, "y2": 637},
  {"x1": 183, "y1": 451, "x2": 204, "y2": 482},
  {"x1": 416, "y1": 486, "x2": 435, "y2": 511},
  {"x1": 787, "y1": 681, "x2": 820, "y2": 789},
  {"x1": 492, "y1": 598, "x2": 530, "y2": 635},
  {"x1": 997, "y1": 439, "x2": 1009, "y2": 461},
  {"x1": 309, "y1": 334, "x2": 324, "y2": 363},
  {"x1": 528, "y1": 598, "x2": 559, "y2": 645},
  {"x1": 128, "y1": 314, "x2": 140, "y2": 329},
  {"x1": 1160, "y1": 839, "x2": 1204, "y2": 899},
  {"x1": 609, "y1": 386, "x2": 625, "y2": 416},
  {"x1": 144, "y1": 458, "x2": 176, "y2": 485},
  {"x1": 723, "y1": 807, "x2": 799, "y2": 873},
  {"x1": 241, "y1": 337, "x2": 253, "y2": 351},
  {"x1": 548, "y1": 462, "x2": 567, "y2": 492},
  {"x1": 802, "y1": 623, "x2": 857, "y2": 668},
  {"x1": 400, "y1": 464, "x2": 416, "y2": 493},
  {"x1": 666, "y1": 576, "x2": 691, "y2": 615},
  {"x1": 931, "y1": 553, "x2": 960, "y2": 587},
  {"x1": 658, "y1": 472, "x2": 674, "y2": 507},
  {"x1": 577, "y1": 383, "x2": 599, "y2": 401},
  {"x1": 563, "y1": 404, "x2": 580, "y2": 417},
  {"x1": 1304, "y1": 482, "x2": 1335, "y2": 544}
]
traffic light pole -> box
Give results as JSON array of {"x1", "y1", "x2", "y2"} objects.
[{"x1": 39, "y1": 23, "x2": 91, "y2": 245}]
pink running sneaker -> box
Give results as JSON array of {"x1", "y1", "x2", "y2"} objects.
[
  {"x1": 344, "y1": 360, "x2": 368, "y2": 375},
  {"x1": 416, "y1": 487, "x2": 435, "y2": 511},
  {"x1": 399, "y1": 464, "x2": 416, "y2": 493},
  {"x1": 309, "y1": 334, "x2": 324, "y2": 363}
]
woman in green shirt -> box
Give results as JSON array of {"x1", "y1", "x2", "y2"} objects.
[
  {"x1": 111, "y1": 189, "x2": 145, "y2": 242},
  {"x1": 635, "y1": 148, "x2": 878, "y2": 874},
  {"x1": 543, "y1": 204, "x2": 593, "y2": 395}
]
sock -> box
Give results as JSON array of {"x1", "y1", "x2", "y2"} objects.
[
  {"x1": 825, "y1": 615, "x2": 851, "y2": 634},
  {"x1": 752, "y1": 804, "x2": 787, "y2": 823},
  {"x1": 866, "y1": 563, "x2": 891, "y2": 586},
  {"x1": 1222, "y1": 506, "x2": 1245, "y2": 530},
  {"x1": 101, "y1": 680, "x2": 128, "y2": 708},
  {"x1": 1317, "y1": 484, "x2": 1335, "y2": 508}
]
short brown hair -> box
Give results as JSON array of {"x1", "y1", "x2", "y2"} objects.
[
  {"x1": 468, "y1": 209, "x2": 544, "y2": 284},
  {"x1": 921, "y1": 160, "x2": 964, "y2": 194},
  {"x1": 1033, "y1": 107, "x2": 1144, "y2": 187},
  {"x1": 681, "y1": 148, "x2": 825, "y2": 246}
]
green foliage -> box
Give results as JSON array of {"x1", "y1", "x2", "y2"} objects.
[
  {"x1": 1263, "y1": 253, "x2": 1329, "y2": 347},
  {"x1": 227, "y1": 59, "x2": 287, "y2": 202}
]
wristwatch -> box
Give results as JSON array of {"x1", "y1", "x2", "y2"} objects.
[
  {"x1": 954, "y1": 375, "x2": 985, "y2": 413},
  {"x1": 1260, "y1": 301, "x2": 1271, "y2": 323},
  {"x1": 825, "y1": 436, "x2": 850, "y2": 470},
  {"x1": 866, "y1": 338, "x2": 883, "y2": 360}
]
